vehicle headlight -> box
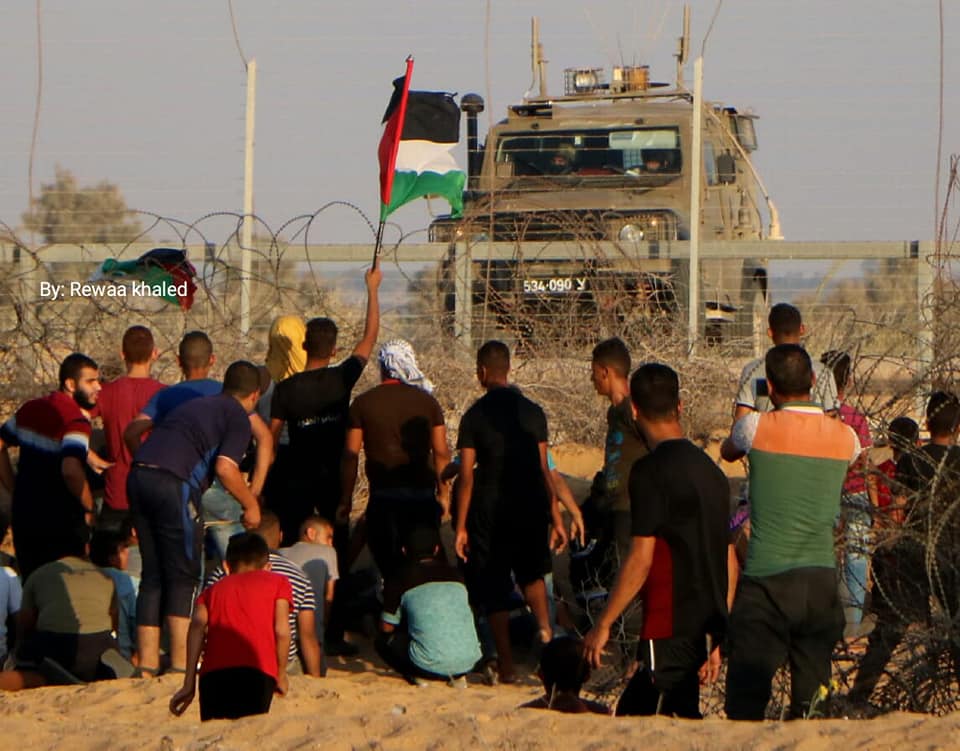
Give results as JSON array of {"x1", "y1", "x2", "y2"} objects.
[{"x1": 618, "y1": 224, "x2": 644, "y2": 243}]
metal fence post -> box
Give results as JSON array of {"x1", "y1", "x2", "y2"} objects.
[{"x1": 454, "y1": 241, "x2": 472, "y2": 349}]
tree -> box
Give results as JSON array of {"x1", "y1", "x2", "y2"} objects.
[{"x1": 22, "y1": 166, "x2": 144, "y2": 244}]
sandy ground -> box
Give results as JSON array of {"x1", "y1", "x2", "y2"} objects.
[{"x1": 2, "y1": 656, "x2": 959, "y2": 751}]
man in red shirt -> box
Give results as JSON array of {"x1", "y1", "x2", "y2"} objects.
[
  {"x1": 170, "y1": 532, "x2": 292, "y2": 721},
  {"x1": 97, "y1": 326, "x2": 164, "y2": 530},
  {"x1": 0, "y1": 353, "x2": 102, "y2": 580}
]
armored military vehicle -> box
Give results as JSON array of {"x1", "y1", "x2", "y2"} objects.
[{"x1": 430, "y1": 10, "x2": 780, "y2": 345}]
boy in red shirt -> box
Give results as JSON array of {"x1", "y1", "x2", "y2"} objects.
[{"x1": 170, "y1": 533, "x2": 291, "y2": 721}]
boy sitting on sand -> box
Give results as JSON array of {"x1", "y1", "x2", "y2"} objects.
[
  {"x1": 376, "y1": 525, "x2": 481, "y2": 687},
  {"x1": 170, "y1": 533, "x2": 292, "y2": 721},
  {"x1": 521, "y1": 636, "x2": 608, "y2": 714}
]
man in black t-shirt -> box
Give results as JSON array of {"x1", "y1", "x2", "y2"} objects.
[
  {"x1": 584, "y1": 363, "x2": 729, "y2": 719},
  {"x1": 851, "y1": 391, "x2": 960, "y2": 705},
  {"x1": 454, "y1": 340, "x2": 562, "y2": 684},
  {"x1": 269, "y1": 267, "x2": 381, "y2": 544}
]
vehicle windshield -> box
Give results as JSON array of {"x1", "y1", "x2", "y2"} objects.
[{"x1": 495, "y1": 127, "x2": 682, "y2": 179}]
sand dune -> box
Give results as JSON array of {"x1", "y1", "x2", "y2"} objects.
[{"x1": 2, "y1": 657, "x2": 959, "y2": 751}]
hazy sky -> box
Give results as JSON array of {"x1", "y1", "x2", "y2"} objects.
[{"x1": 1, "y1": 1, "x2": 957, "y2": 245}]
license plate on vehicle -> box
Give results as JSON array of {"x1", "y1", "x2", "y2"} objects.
[{"x1": 522, "y1": 277, "x2": 588, "y2": 294}]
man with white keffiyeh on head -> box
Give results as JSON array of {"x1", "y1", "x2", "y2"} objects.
[{"x1": 339, "y1": 340, "x2": 451, "y2": 577}]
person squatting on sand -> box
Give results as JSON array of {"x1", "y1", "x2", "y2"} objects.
[
  {"x1": 170, "y1": 533, "x2": 291, "y2": 721},
  {"x1": 376, "y1": 525, "x2": 480, "y2": 686},
  {"x1": 205, "y1": 511, "x2": 322, "y2": 677},
  {"x1": 521, "y1": 636, "x2": 608, "y2": 714}
]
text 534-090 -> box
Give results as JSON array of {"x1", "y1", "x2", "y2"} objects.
[{"x1": 522, "y1": 277, "x2": 587, "y2": 294}]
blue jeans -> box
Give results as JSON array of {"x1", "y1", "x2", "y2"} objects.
[
  {"x1": 201, "y1": 481, "x2": 245, "y2": 562},
  {"x1": 839, "y1": 490, "x2": 872, "y2": 625}
]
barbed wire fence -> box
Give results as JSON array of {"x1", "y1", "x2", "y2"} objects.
[{"x1": 0, "y1": 158, "x2": 959, "y2": 714}]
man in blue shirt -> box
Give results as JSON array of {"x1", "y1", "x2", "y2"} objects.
[{"x1": 128, "y1": 360, "x2": 262, "y2": 675}]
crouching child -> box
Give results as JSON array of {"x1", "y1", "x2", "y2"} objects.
[{"x1": 170, "y1": 533, "x2": 291, "y2": 721}]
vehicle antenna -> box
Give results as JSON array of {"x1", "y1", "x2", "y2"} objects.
[{"x1": 676, "y1": 4, "x2": 690, "y2": 89}]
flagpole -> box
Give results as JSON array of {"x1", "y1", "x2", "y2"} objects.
[
  {"x1": 375, "y1": 55, "x2": 414, "y2": 269},
  {"x1": 371, "y1": 220, "x2": 385, "y2": 267}
]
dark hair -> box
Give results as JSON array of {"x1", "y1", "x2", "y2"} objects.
[
  {"x1": 821, "y1": 350, "x2": 851, "y2": 390},
  {"x1": 887, "y1": 416, "x2": 919, "y2": 452},
  {"x1": 304, "y1": 317, "x2": 338, "y2": 359},
  {"x1": 121, "y1": 325, "x2": 155, "y2": 364},
  {"x1": 402, "y1": 525, "x2": 442, "y2": 559},
  {"x1": 58, "y1": 353, "x2": 99, "y2": 389},
  {"x1": 477, "y1": 340, "x2": 510, "y2": 376},
  {"x1": 539, "y1": 637, "x2": 590, "y2": 694},
  {"x1": 89, "y1": 529, "x2": 127, "y2": 568},
  {"x1": 629, "y1": 362, "x2": 680, "y2": 420},
  {"x1": 765, "y1": 344, "x2": 813, "y2": 397},
  {"x1": 65, "y1": 523, "x2": 92, "y2": 559},
  {"x1": 255, "y1": 509, "x2": 282, "y2": 547},
  {"x1": 299, "y1": 515, "x2": 333, "y2": 539},
  {"x1": 926, "y1": 391, "x2": 960, "y2": 437},
  {"x1": 592, "y1": 338, "x2": 631, "y2": 378},
  {"x1": 225, "y1": 532, "x2": 270, "y2": 570},
  {"x1": 178, "y1": 331, "x2": 213, "y2": 371},
  {"x1": 768, "y1": 303, "x2": 802, "y2": 337},
  {"x1": 222, "y1": 360, "x2": 261, "y2": 398}
]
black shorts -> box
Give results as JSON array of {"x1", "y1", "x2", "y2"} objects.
[
  {"x1": 199, "y1": 667, "x2": 276, "y2": 721},
  {"x1": 17, "y1": 630, "x2": 118, "y2": 683},
  {"x1": 464, "y1": 526, "x2": 551, "y2": 614}
]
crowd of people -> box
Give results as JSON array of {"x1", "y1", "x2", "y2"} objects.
[{"x1": 0, "y1": 265, "x2": 958, "y2": 724}]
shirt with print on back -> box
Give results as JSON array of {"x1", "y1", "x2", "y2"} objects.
[
  {"x1": 271, "y1": 357, "x2": 365, "y2": 486},
  {"x1": 629, "y1": 438, "x2": 730, "y2": 641}
]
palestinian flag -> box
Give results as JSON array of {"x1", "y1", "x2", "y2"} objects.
[
  {"x1": 378, "y1": 59, "x2": 465, "y2": 221},
  {"x1": 90, "y1": 247, "x2": 198, "y2": 310}
]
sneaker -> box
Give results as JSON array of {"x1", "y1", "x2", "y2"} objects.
[
  {"x1": 447, "y1": 675, "x2": 468, "y2": 689},
  {"x1": 326, "y1": 639, "x2": 360, "y2": 657}
]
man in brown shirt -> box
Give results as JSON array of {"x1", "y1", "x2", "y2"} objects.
[{"x1": 340, "y1": 340, "x2": 450, "y2": 576}]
